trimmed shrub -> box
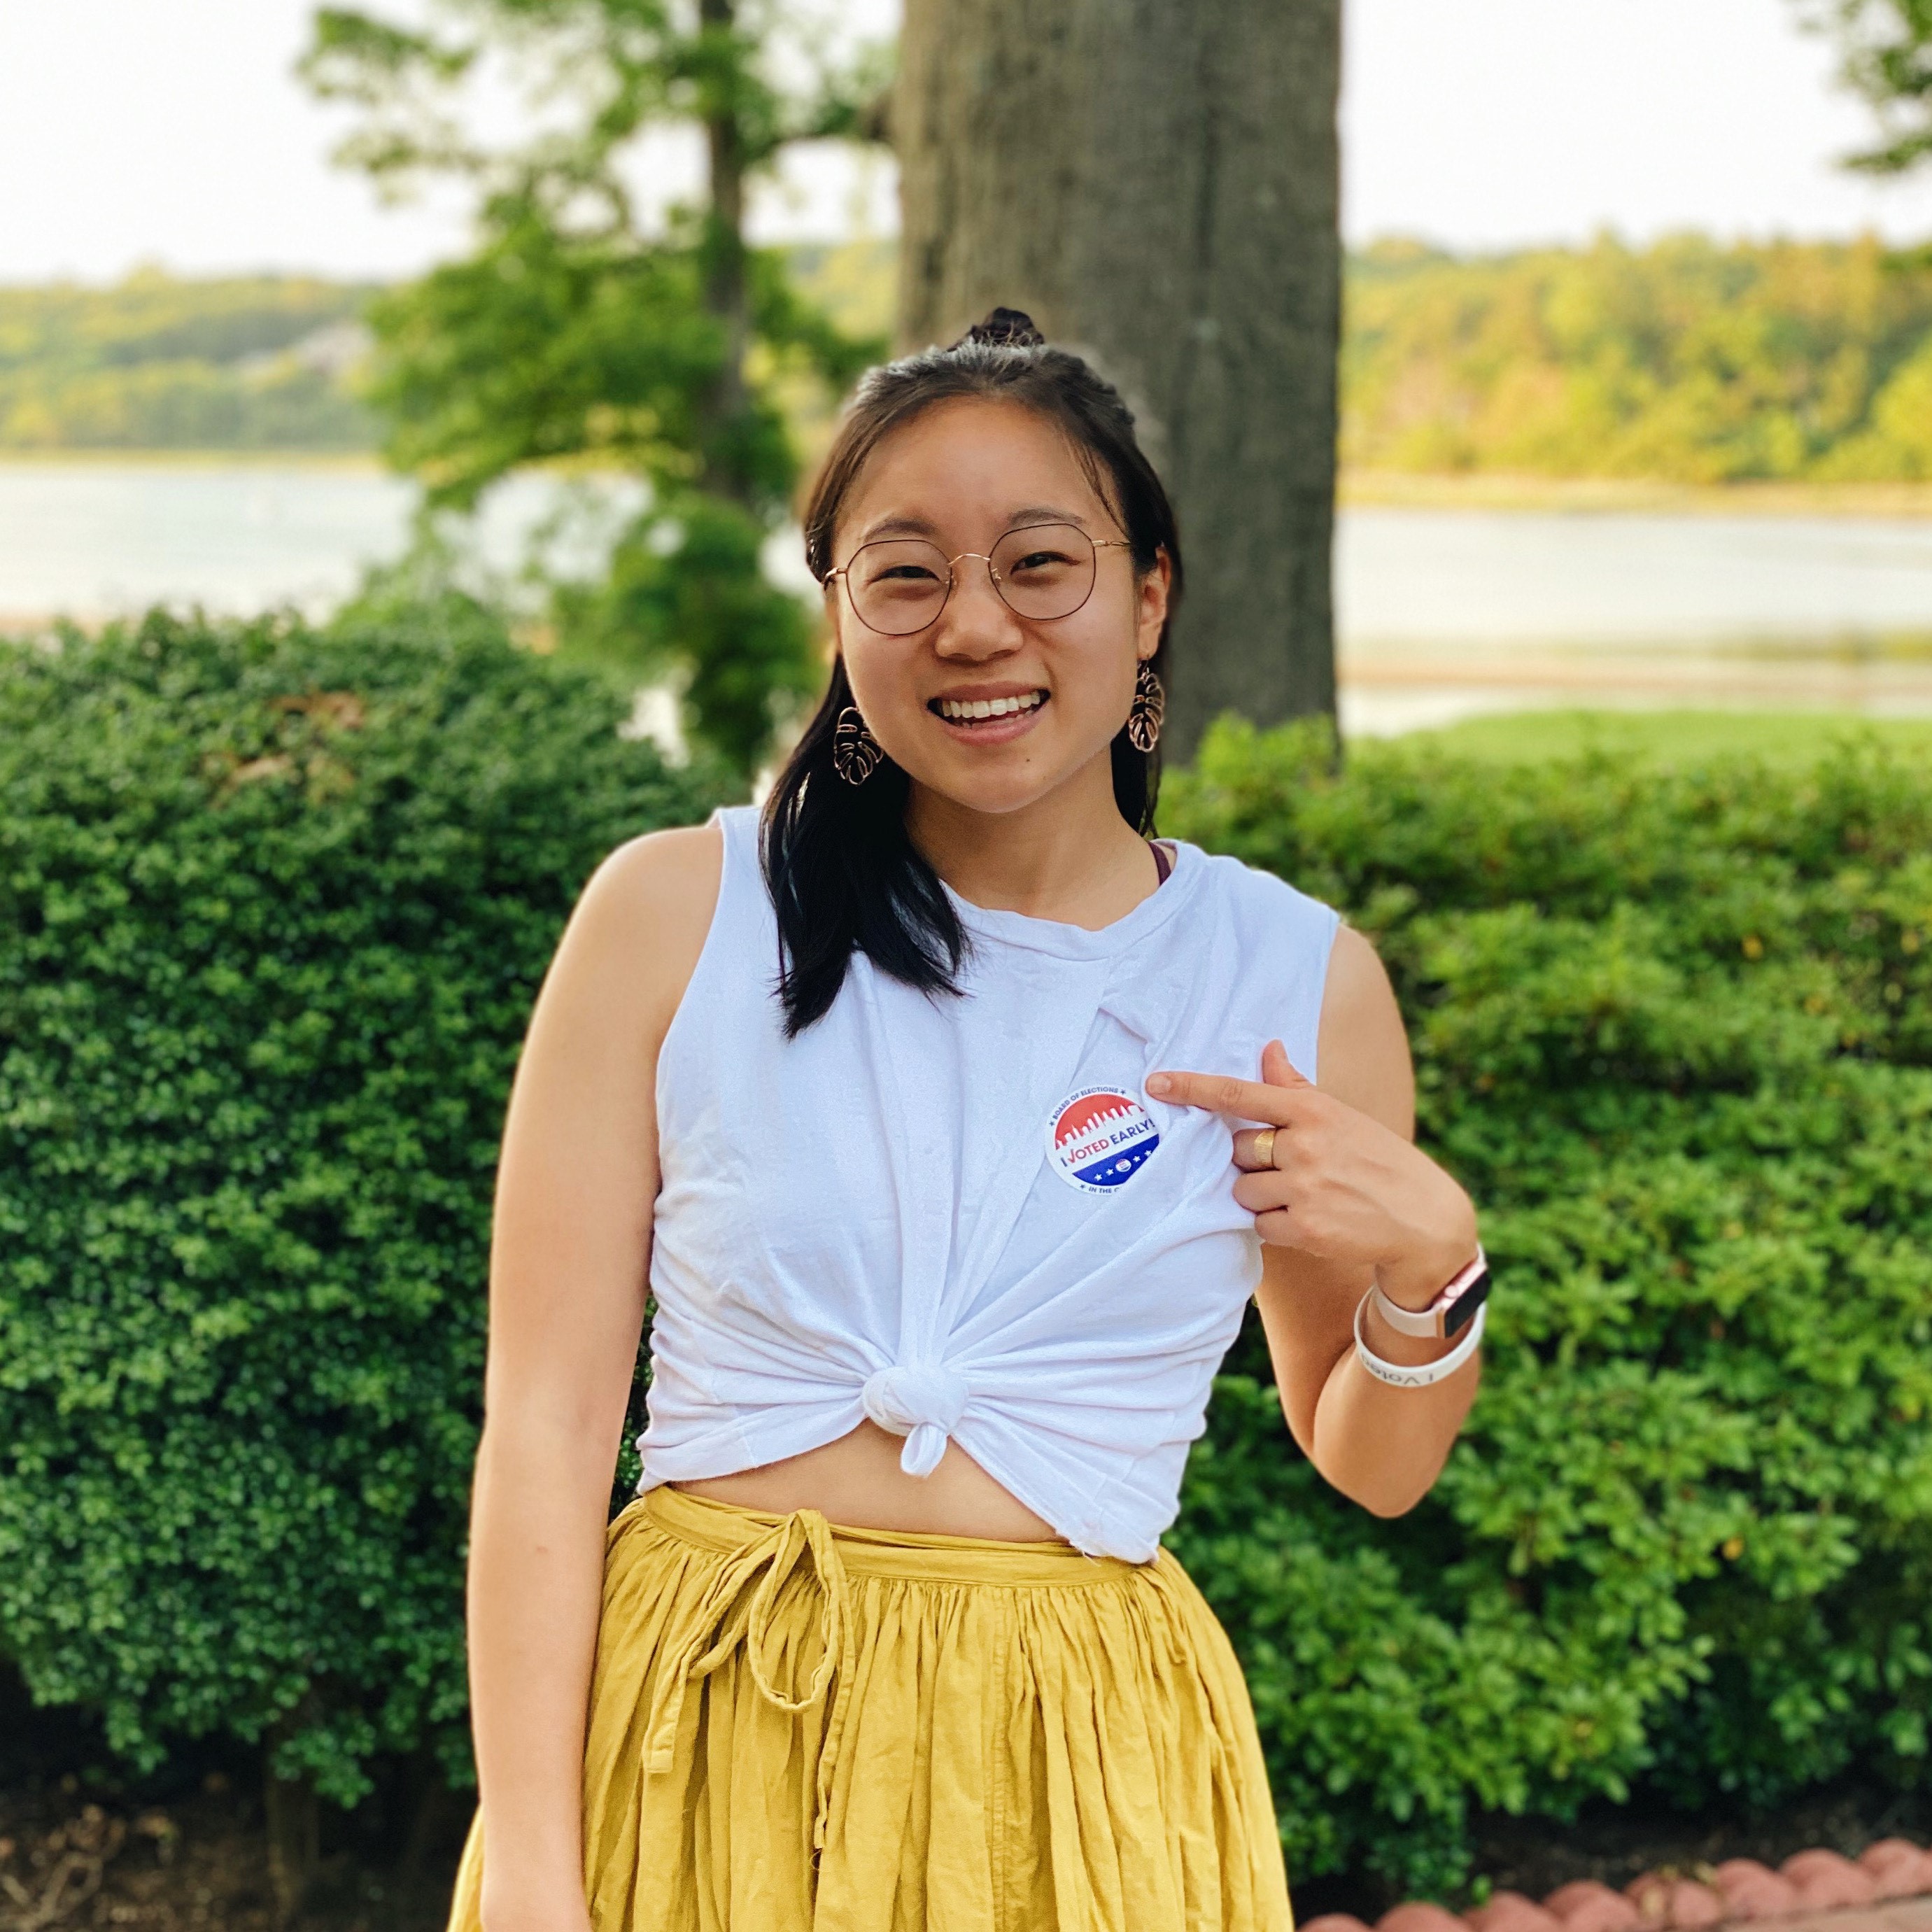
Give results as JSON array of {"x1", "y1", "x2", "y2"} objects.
[
  {"x1": 0, "y1": 607, "x2": 728, "y2": 1804},
  {"x1": 6, "y1": 633, "x2": 1929, "y2": 1904},
  {"x1": 1165, "y1": 719, "x2": 1932, "y2": 1898}
]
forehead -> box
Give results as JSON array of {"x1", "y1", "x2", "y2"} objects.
[{"x1": 839, "y1": 396, "x2": 1114, "y2": 544}]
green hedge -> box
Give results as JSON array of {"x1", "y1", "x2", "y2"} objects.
[
  {"x1": 1164, "y1": 721, "x2": 1932, "y2": 1896},
  {"x1": 3, "y1": 635, "x2": 1929, "y2": 1897},
  {"x1": 0, "y1": 608, "x2": 727, "y2": 1801}
]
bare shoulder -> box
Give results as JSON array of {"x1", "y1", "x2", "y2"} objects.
[
  {"x1": 583, "y1": 822, "x2": 724, "y2": 932},
  {"x1": 544, "y1": 822, "x2": 726, "y2": 1049},
  {"x1": 1315, "y1": 924, "x2": 1415, "y2": 1138}
]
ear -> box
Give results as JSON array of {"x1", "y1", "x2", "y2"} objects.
[
  {"x1": 823, "y1": 579, "x2": 853, "y2": 665},
  {"x1": 1135, "y1": 547, "x2": 1172, "y2": 660}
]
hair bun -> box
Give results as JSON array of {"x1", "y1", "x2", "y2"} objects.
[{"x1": 961, "y1": 306, "x2": 1045, "y2": 349}]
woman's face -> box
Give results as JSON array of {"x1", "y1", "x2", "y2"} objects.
[{"x1": 826, "y1": 397, "x2": 1171, "y2": 820}]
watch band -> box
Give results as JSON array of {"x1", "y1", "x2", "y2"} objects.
[
  {"x1": 1370, "y1": 1246, "x2": 1490, "y2": 1341},
  {"x1": 1353, "y1": 1292, "x2": 1488, "y2": 1390}
]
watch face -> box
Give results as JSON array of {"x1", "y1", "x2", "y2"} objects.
[{"x1": 1443, "y1": 1269, "x2": 1492, "y2": 1339}]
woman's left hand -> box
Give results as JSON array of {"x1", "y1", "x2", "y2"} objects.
[{"x1": 1146, "y1": 1040, "x2": 1476, "y2": 1301}]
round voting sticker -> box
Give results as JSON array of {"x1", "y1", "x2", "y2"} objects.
[{"x1": 1047, "y1": 1087, "x2": 1160, "y2": 1195}]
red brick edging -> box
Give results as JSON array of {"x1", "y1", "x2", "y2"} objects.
[{"x1": 1302, "y1": 1840, "x2": 1932, "y2": 1932}]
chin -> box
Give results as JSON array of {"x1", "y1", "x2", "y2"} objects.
[
  {"x1": 922, "y1": 774, "x2": 1054, "y2": 819},
  {"x1": 890, "y1": 714, "x2": 1115, "y2": 820},
  {"x1": 960, "y1": 762, "x2": 1118, "y2": 822}
]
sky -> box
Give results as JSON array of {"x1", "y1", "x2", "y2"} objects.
[{"x1": 3, "y1": 0, "x2": 1931, "y2": 284}]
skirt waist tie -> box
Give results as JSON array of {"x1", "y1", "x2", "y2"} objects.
[{"x1": 639, "y1": 1507, "x2": 857, "y2": 1851}]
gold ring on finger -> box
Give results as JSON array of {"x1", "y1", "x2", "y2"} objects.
[{"x1": 1253, "y1": 1127, "x2": 1278, "y2": 1167}]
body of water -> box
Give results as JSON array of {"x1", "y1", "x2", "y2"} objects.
[
  {"x1": 1336, "y1": 505, "x2": 1932, "y2": 732},
  {"x1": 1339, "y1": 507, "x2": 1932, "y2": 643},
  {"x1": 7, "y1": 462, "x2": 1932, "y2": 733},
  {"x1": 0, "y1": 463, "x2": 420, "y2": 621}
]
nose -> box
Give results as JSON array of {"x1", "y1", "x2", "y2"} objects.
[{"x1": 931, "y1": 554, "x2": 1024, "y2": 661}]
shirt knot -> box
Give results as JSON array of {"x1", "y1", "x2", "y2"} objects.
[{"x1": 861, "y1": 1362, "x2": 969, "y2": 1478}]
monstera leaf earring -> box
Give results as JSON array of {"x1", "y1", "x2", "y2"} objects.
[
  {"x1": 1127, "y1": 661, "x2": 1165, "y2": 754},
  {"x1": 832, "y1": 705, "x2": 885, "y2": 785}
]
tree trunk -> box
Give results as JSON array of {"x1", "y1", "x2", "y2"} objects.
[
  {"x1": 894, "y1": 0, "x2": 1342, "y2": 759},
  {"x1": 263, "y1": 1773, "x2": 319, "y2": 1924},
  {"x1": 262, "y1": 1726, "x2": 320, "y2": 1926}
]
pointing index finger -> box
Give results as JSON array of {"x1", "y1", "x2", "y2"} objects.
[{"x1": 1145, "y1": 1069, "x2": 1300, "y2": 1125}]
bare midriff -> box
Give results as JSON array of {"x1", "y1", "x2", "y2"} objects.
[{"x1": 672, "y1": 1419, "x2": 1063, "y2": 1542}]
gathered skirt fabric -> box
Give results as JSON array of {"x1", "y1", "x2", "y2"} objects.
[{"x1": 446, "y1": 1484, "x2": 1292, "y2": 1932}]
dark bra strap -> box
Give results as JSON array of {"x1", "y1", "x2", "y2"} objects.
[{"x1": 1148, "y1": 838, "x2": 1173, "y2": 887}]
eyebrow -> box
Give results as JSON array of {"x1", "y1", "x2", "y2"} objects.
[
  {"x1": 1007, "y1": 505, "x2": 1093, "y2": 533},
  {"x1": 854, "y1": 504, "x2": 1095, "y2": 546},
  {"x1": 856, "y1": 514, "x2": 940, "y2": 543}
]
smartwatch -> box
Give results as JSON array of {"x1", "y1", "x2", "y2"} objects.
[{"x1": 1369, "y1": 1246, "x2": 1490, "y2": 1342}]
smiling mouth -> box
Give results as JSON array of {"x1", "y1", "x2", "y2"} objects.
[{"x1": 929, "y1": 689, "x2": 1049, "y2": 725}]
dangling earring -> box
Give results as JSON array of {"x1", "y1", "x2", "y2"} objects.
[
  {"x1": 1127, "y1": 661, "x2": 1164, "y2": 754},
  {"x1": 831, "y1": 705, "x2": 884, "y2": 785}
]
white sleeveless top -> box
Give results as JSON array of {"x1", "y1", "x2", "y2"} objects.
[{"x1": 637, "y1": 804, "x2": 1341, "y2": 1562}]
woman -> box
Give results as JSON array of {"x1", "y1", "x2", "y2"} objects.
[{"x1": 451, "y1": 309, "x2": 1486, "y2": 1932}]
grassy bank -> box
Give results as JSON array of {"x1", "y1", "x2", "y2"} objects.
[
  {"x1": 1401, "y1": 707, "x2": 1932, "y2": 765},
  {"x1": 1341, "y1": 470, "x2": 1932, "y2": 519}
]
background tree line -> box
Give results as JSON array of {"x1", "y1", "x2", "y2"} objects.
[
  {"x1": 24, "y1": 233, "x2": 1932, "y2": 490},
  {"x1": 0, "y1": 271, "x2": 377, "y2": 451},
  {"x1": 1344, "y1": 233, "x2": 1932, "y2": 483}
]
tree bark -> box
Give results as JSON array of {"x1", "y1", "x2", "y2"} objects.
[
  {"x1": 262, "y1": 1754, "x2": 320, "y2": 1926},
  {"x1": 895, "y1": 0, "x2": 1341, "y2": 759}
]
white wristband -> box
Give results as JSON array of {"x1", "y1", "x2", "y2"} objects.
[{"x1": 1353, "y1": 1291, "x2": 1487, "y2": 1389}]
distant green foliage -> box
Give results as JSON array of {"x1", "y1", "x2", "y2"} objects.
[
  {"x1": 1406, "y1": 706, "x2": 1932, "y2": 772},
  {"x1": 302, "y1": 0, "x2": 886, "y2": 773},
  {"x1": 1165, "y1": 719, "x2": 1932, "y2": 1897},
  {"x1": 1343, "y1": 233, "x2": 1932, "y2": 482},
  {"x1": 0, "y1": 610, "x2": 727, "y2": 1800},
  {"x1": 1800, "y1": 0, "x2": 1932, "y2": 174},
  {"x1": 29, "y1": 232, "x2": 1932, "y2": 492},
  {"x1": 0, "y1": 271, "x2": 376, "y2": 451}
]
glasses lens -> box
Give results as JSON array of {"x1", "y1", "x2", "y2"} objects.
[
  {"x1": 991, "y1": 523, "x2": 1097, "y2": 622},
  {"x1": 847, "y1": 539, "x2": 951, "y2": 635}
]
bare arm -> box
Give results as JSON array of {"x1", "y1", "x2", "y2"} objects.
[
  {"x1": 1257, "y1": 926, "x2": 1479, "y2": 1515},
  {"x1": 469, "y1": 825, "x2": 721, "y2": 1932},
  {"x1": 1148, "y1": 926, "x2": 1481, "y2": 1519}
]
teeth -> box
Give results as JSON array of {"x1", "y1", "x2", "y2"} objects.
[{"x1": 936, "y1": 691, "x2": 1045, "y2": 721}]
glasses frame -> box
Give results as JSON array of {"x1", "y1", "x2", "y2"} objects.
[{"x1": 824, "y1": 523, "x2": 1136, "y2": 638}]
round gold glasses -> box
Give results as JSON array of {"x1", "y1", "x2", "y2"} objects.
[{"x1": 826, "y1": 523, "x2": 1134, "y2": 637}]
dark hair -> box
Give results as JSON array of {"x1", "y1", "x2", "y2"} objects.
[{"x1": 761, "y1": 307, "x2": 1185, "y2": 1036}]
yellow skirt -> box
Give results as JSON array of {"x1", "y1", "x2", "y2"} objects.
[{"x1": 447, "y1": 1485, "x2": 1293, "y2": 1932}]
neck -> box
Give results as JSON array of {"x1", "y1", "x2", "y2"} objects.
[{"x1": 904, "y1": 752, "x2": 1157, "y2": 931}]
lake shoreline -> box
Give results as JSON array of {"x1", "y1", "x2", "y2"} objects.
[
  {"x1": 7, "y1": 453, "x2": 1932, "y2": 522},
  {"x1": 1341, "y1": 470, "x2": 1932, "y2": 521},
  {"x1": 0, "y1": 449, "x2": 387, "y2": 473}
]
